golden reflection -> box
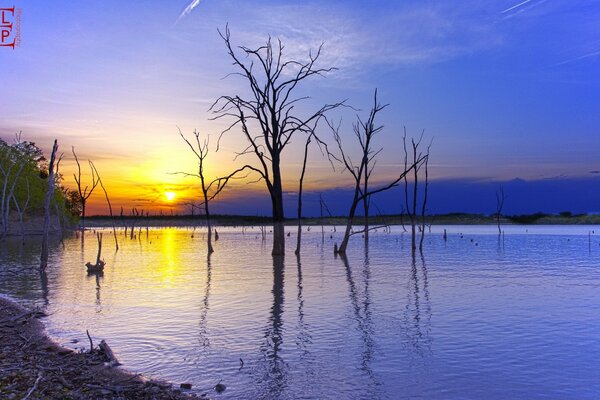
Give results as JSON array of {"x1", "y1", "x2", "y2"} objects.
[{"x1": 155, "y1": 228, "x2": 179, "y2": 286}]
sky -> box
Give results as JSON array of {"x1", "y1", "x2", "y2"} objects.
[{"x1": 0, "y1": 0, "x2": 599, "y2": 216}]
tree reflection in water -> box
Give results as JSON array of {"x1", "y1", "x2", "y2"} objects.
[
  {"x1": 257, "y1": 254, "x2": 288, "y2": 398},
  {"x1": 402, "y1": 252, "x2": 432, "y2": 356},
  {"x1": 339, "y1": 249, "x2": 381, "y2": 395},
  {"x1": 198, "y1": 252, "x2": 212, "y2": 350}
]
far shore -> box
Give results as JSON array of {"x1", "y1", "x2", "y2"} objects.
[
  {"x1": 83, "y1": 212, "x2": 600, "y2": 228},
  {"x1": 2, "y1": 213, "x2": 598, "y2": 238}
]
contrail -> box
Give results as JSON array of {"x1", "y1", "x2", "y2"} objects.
[
  {"x1": 176, "y1": 0, "x2": 202, "y2": 24},
  {"x1": 556, "y1": 50, "x2": 600, "y2": 66},
  {"x1": 501, "y1": 0, "x2": 533, "y2": 13}
]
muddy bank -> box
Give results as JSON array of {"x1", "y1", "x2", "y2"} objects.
[{"x1": 0, "y1": 296, "x2": 206, "y2": 399}]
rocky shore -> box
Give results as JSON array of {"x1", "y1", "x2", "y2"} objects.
[{"x1": 0, "y1": 296, "x2": 205, "y2": 399}]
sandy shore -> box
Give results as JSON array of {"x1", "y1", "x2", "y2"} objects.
[{"x1": 0, "y1": 295, "x2": 205, "y2": 399}]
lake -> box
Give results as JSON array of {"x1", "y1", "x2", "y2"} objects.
[{"x1": 1, "y1": 225, "x2": 599, "y2": 399}]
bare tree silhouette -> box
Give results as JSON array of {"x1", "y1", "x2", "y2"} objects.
[
  {"x1": 330, "y1": 90, "x2": 424, "y2": 254},
  {"x1": 402, "y1": 132, "x2": 431, "y2": 253},
  {"x1": 72, "y1": 146, "x2": 99, "y2": 231},
  {"x1": 41, "y1": 140, "x2": 61, "y2": 270},
  {"x1": 495, "y1": 186, "x2": 504, "y2": 235},
  {"x1": 176, "y1": 128, "x2": 256, "y2": 253},
  {"x1": 211, "y1": 26, "x2": 343, "y2": 255}
]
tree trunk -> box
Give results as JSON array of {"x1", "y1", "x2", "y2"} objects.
[
  {"x1": 338, "y1": 185, "x2": 361, "y2": 254},
  {"x1": 411, "y1": 144, "x2": 418, "y2": 252},
  {"x1": 271, "y1": 153, "x2": 285, "y2": 256},
  {"x1": 295, "y1": 136, "x2": 311, "y2": 255},
  {"x1": 40, "y1": 140, "x2": 58, "y2": 271}
]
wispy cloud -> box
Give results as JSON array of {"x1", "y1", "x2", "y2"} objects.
[
  {"x1": 176, "y1": 0, "x2": 202, "y2": 24},
  {"x1": 222, "y1": 3, "x2": 503, "y2": 80}
]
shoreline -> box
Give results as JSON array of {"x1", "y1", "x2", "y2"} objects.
[{"x1": 0, "y1": 295, "x2": 204, "y2": 399}]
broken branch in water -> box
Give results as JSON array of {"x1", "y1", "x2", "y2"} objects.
[{"x1": 86, "y1": 329, "x2": 94, "y2": 352}]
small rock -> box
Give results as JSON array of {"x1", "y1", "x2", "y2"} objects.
[
  {"x1": 215, "y1": 383, "x2": 226, "y2": 393},
  {"x1": 180, "y1": 383, "x2": 192, "y2": 390}
]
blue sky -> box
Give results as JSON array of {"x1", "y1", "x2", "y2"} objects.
[{"x1": 0, "y1": 0, "x2": 599, "y2": 214}]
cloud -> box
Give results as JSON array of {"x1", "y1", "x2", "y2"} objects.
[{"x1": 218, "y1": 2, "x2": 504, "y2": 79}]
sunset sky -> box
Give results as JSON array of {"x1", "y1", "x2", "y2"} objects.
[{"x1": 1, "y1": 0, "x2": 599, "y2": 215}]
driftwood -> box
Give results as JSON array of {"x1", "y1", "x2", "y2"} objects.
[{"x1": 98, "y1": 339, "x2": 120, "y2": 366}]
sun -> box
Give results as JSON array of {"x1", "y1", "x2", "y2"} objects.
[{"x1": 164, "y1": 191, "x2": 176, "y2": 202}]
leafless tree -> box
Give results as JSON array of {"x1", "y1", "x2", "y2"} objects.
[
  {"x1": 211, "y1": 26, "x2": 343, "y2": 255},
  {"x1": 41, "y1": 139, "x2": 61, "y2": 270},
  {"x1": 176, "y1": 128, "x2": 256, "y2": 253},
  {"x1": 403, "y1": 132, "x2": 431, "y2": 253},
  {"x1": 10, "y1": 176, "x2": 29, "y2": 242},
  {"x1": 0, "y1": 136, "x2": 29, "y2": 237},
  {"x1": 90, "y1": 162, "x2": 119, "y2": 251},
  {"x1": 419, "y1": 143, "x2": 431, "y2": 252},
  {"x1": 72, "y1": 147, "x2": 99, "y2": 231},
  {"x1": 495, "y1": 186, "x2": 504, "y2": 235},
  {"x1": 330, "y1": 91, "x2": 424, "y2": 254}
]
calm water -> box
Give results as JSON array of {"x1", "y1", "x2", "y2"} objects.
[{"x1": 1, "y1": 225, "x2": 600, "y2": 399}]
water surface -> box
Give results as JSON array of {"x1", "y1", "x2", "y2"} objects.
[{"x1": 1, "y1": 225, "x2": 599, "y2": 399}]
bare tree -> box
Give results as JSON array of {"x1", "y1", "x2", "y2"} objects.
[
  {"x1": 403, "y1": 132, "x2": 431, "y2": 253},
  {"x1": 295, "y1": 135, "x2": 312, "y2": 255},
  {"x1": 10, "y1": 176, "x2": 29, "y2": 242},
  {"x1": 177, "y1": 128, "x2": 256, "y2": 253},
  {"x1": 72, "y1": 147, "x2": 99, "y2": 231},
  {"x1": 90, "y1": 162, "x2": 119, "y2": 251},
  {"x1": 211, "y1": 26, "x2": 343, "y2": 255},
  {"x1": 0, "y1": 152, "x2": 26, "y2": 237},
  {"x1": 495, "y1": 186, "x2": 504, "y2": 235},
  {"x1": 419, "y1": 143, "x2": 431, "y2": 252},
  {"x1": 41, "y1": 140, "x2": 60, "y2": 270},
  {"x1": 330, "y1": 91, "x2": 424, "y2": 254}
]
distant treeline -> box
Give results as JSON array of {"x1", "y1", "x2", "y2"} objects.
[{"x1": 85, "y1": 212, "x2": 600, "y2": 227}]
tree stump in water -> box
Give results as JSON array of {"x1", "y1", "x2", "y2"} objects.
[{"x1": 86, "y1": 233, "x2": 105, "y2": 273}]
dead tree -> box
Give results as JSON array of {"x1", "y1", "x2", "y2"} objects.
[
  {"x1": 90, "y1": 162, "x2": 119, "y2": 251},
  {"x1": 176, "y1": 128, "x2": 255, "y2": 253},
  {"x1": 495, "y1": 186, "x2": 504, "y2": 235},
  {"x1": 72, "y1": 147, "x2": 99, "y2": 231},
  {"x1": 40, "y1": 140, "x2": 60, "y2": 271},
  {"x1": 11, "y1": 176, "x2": 30, "y2": 242},
  {"x1": 295, "y1": 135, "x2": 311, "y2": 255},
  {"x1": 0, "y1": 143, "x2": 26, "y2": 237},
  {"x1": 402, "y1": 131, "x2": 432, "y2": 253},
  {"x1": 330, "y1": 91, "x2": 424, "y2": 254},
  {"x1": 211, "y1": 26, "x2": 343, "y2": 255},
  {"x1": 419, "y1": 143, "x2": 431, "y2": 252}
]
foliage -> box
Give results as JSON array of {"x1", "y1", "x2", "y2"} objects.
[{"x1": 0, "y1": 137, "x2": 78, "y2": 235}]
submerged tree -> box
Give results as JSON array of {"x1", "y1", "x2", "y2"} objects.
[
  {"x1": 330, "y1": 90, "x2": 424, "y2": 254},
  {"x1": 72, "y1": 147, "x2": 99, "y2": 231},
  {"x1": 177, "y1": 128, "x2": 255, "y2": 253},
  {"x1": 41, "y1": 140, "x2": 61, "y2": 270},
  {"x1": 211, "y1": 26, "x2": 342, "y2": 255},
  {"x1": 495, "y1": 186, "x2": 504, "y2": 235},
  {"x1": 402, "y1": 132, "x2": 432, "y2": 253}
]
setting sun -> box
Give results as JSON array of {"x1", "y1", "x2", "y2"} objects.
[{"x1": 164, "y1": 191, "x2": 176, "y2": 202}]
